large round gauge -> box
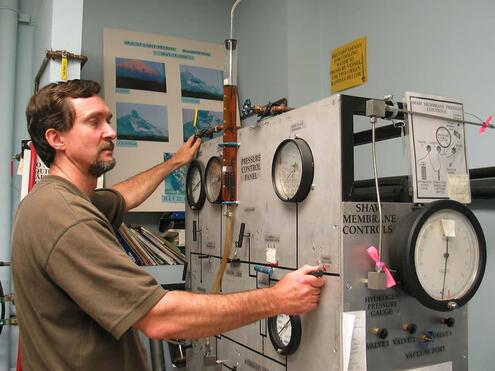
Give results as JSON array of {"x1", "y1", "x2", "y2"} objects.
[
  {"x1": 205, "y1": 156, "x2": 223, "y2": 204},
  {"x1": 272, "y1": 138, "x2": 314, "y2": 202},
  {"x1": 185, "y1": 160, "x2": 206, "y2": 210},
  {"x1": 268, "y1": 314, "x2": 302, "y2": 355},
  {"x1": 390, "y1": 200, "x2": 486, "y2": 312}
]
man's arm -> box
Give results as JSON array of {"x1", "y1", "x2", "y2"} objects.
[
  {"x1": 134, "y1": 265, "x2": 325, "y2": 340},
  {"x1": 112, "y1": 136, "x2": 201, "y2": 211}
]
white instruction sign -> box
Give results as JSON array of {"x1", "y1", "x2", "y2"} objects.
[{"x1": 406, "y1": 92, "x2": 470, "y2": 203}]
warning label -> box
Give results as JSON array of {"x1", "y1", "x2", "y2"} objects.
[{"x1": 330, "y1": 36, "x2": 367, "y2": 93}]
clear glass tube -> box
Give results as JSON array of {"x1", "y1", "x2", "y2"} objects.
[{"x1": 224, "y1": 39, "x2": 238, "y2": 86}]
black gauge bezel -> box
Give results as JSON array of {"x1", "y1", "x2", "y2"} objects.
[
  {"x1": 267, "y1": 314, "x2": 302, "y2": 355},
  {"x1": 271, "y1": 138, "x2": 314, "y2": 202},
  {"x1": 185, "y1": 160, "x2": 206, "y2": 210},
  {"x1": 205, "y1": 156, "x2": 223, "y2": 204},
  {"x1": 390, "y1": 200, "x2": 486, "y2": 312}
]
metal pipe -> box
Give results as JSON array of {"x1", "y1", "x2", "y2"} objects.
[{"x1": 0, "y1": 1, "x2": 19, "y2": 368}]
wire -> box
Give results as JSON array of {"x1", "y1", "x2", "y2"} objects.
[
  {"x1": 230, "y1": 0, "x2": 244, "y2": 39},
  {"x1": 0, "y1": 280, "x2": 4, "y2": 336},
  {"x1": 370, "y1": 117, "x2": 383, "y2": 267}
]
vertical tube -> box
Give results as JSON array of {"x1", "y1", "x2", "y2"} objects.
[
  {"x1": 0, "y1": 1, "x2": 18, "y2": 370},
  {"x1": 222, "y1": 39, "x2": 238, "y2": 202}
]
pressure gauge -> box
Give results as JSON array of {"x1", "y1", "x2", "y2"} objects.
[
  {"x1": 267, "y1": 314, "x2": 302, "y2": 355},
  {"x1": 186, "y1": 160, "x2": 206, "y2": 210},
  {"x1": 391, "y1": 200, "x2": 486, "y2": 311},
  {"x1": 205, "y1": 156, "x2": 223, "y2": 204},
  {"x1": 272, "y1": 138, "x2": 314, "y2": 202}
]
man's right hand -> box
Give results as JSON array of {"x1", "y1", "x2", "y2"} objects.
[
  {"x1": 170, "y1": 136, "x2": 201, "y2": 170},
  {"x1": 271, "y1": 265, "x2": 325, "y2": 315}
]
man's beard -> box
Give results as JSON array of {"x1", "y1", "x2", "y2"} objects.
[
  {"x1": 89, "y1": 141, "x2": 116, "y2": 177},
  {"x1": 89, "y1": 158, "x2": 116, "y2": 177}
]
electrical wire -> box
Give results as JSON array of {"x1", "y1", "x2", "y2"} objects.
[
  {"x1": 230, "y1": 0, "x2": 244, "y2": 39},
  {"x1": 370, "y1": 117, "x2": 383, "y2": 268},
  {"x1": 0, "y1": 279, "x2": 4, "y2": 336}
]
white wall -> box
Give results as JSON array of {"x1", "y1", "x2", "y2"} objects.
[
  {"x1": 316, "y1": 1, "x2": 495, "y2": 369},
  {"x1": 237, "y1": 0, "x2": 495, "y2": 369},
  {"x1": 81, "y1": 0, "x2": 232, "y2": 86}
]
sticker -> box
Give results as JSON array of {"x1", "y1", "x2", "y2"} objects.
[
  {"x1": 447, "y1": 173, "x2": 471, "y2": 204},
  {"x1": 116, "y1": 139, "x2": 138, "y2": 147},
  {"x1": 266, "y1": 246, "x2": 277, "y2": 264},
  {"x1": 441, "y1": 219, "x2": 456, "y2": 238}
]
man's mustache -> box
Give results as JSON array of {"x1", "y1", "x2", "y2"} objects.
[{"x1": 100, "y1": 142, "x2": 115, "y2": 152}]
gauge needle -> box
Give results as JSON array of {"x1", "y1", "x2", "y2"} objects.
[
  {"x1": 441, "y1": 237, "x2": 450, "y2": 300},
  {"x1": 192, "y1": 181, "x2": 200, "y2": 192},
  {"x1": 278, "y1": 318, "x2": 291, "y2": 336},
  {"x1": 285, "y1": 163, "x2": 297, "y2": 180}
]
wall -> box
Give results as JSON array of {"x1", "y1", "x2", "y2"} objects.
[
  {"x1": 81, "y1": 0, "x2": 232, "y2": 89},
  {"x1": 236, "y1": 0, "x2": 495, "y2": 369},
  {"x1": 315, "y1": 1, "x2": 495, "y2": 369}
]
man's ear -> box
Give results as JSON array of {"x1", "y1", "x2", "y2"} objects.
[{"x1": 45, "y1": 128, "x2": 66, "y2": 152}]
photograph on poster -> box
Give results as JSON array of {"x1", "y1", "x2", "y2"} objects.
[
  {"x1": 116, "y1": 102, "x2": 169, "y2": 142},
  {"x1": 182, "y1": 109, "x2": 223, "y2": 142},
  {"x1": 162, "y1": 152, "x2": 186, "y2": 203},
  {"x1": 116, "y1": 57, "x2": 167, "y2": 93},
  {"x1": 180, "y1": 65, "x2": 223, "y2": 101}
]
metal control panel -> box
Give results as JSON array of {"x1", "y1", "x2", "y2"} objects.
[{"x1": 185, "y1": 95, "x2": 475, "y2": 370}]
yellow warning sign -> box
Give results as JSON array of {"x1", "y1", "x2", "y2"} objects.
[{"x1": 330, "y1": 36, "x2": 367, "y2": 93}]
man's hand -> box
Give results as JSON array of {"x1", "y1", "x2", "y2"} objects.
[
  {"x1": 170, "y1": 136, "x2": 201, "y2": 170},
  {"x1": 271, "y1": 265, "x2": 325, "y2": 315}
]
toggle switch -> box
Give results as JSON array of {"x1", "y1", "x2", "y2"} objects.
[
  {"x1": 370, "y1": 327, "x2": 388, "y2": 339},
  {"x1": 420, "y1": 333, "x2": 433, "y2": 344},
  {"x1": 401, "y1": 323, "x2": 417, "y2": 334}
]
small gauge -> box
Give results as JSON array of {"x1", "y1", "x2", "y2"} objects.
[
  {"x1": 186, "y1": 160, "x2": 206, "y2": 210},
  {"x1": 205, "y1": 156, "x2": 223, "y2": 204},
  {"x1": 272, "y1": 138, "x2": 314, "y2": 202},
  {"x1": 267, "y1": 314, "x2": 302, "y2": 355},
  {"x1": 391, "y1": 200, "x2": 486, "y2": 311}
]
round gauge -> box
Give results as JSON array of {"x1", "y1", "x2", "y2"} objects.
[
  {"x1": 185, "y1": 160, "x2": 206, "y2": 210},
  {"x1": 272, "y1": 138, "x2": 314, "y2": 202},
  {"x1": 205, "y1": 156, "x2": 223, "y2": 204},
  {"x1": 267, "y1": 314, "x2": 302, "y2": 355},
  {"x1": 390, "y1": 200, "x2": 486, "y2": 311}
]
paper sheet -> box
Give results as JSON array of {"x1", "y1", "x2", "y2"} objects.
[{"x1": 343, "y1": 311, "x2": 366, "y2": 371}]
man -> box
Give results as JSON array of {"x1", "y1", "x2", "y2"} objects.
[{"x1": 11, "y1": 80, "x2": 325, "y2": 370}]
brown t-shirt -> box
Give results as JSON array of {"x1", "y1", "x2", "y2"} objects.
[{"x1": 11, "y1": 176, "x2": 166, "y2": 371}]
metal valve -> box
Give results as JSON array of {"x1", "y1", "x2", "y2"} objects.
[
  {"x1": 370, "y1": 327, "x2": 388, "y2": 339},
  {"x1": 401, "y1": 323, "x2": 417, "y2": 334}
]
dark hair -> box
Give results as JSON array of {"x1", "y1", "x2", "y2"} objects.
[{"x1": 26, "y1": 79, "x2": 101, "y2": 166}]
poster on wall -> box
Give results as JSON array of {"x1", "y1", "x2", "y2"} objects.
[{"x1": 103, "y1": 28, "x2": 224, "y2": 211}]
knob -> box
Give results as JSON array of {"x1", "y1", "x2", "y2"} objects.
[
  {"x1": 370, "y1": 328, "x2": 388, "y2": 339},
  {"x1": 441, "y1": 317, "x2": 455, "y2": 328},
  {"x1": 401, "y1": 323, "x2": 417, "y2": 335}
]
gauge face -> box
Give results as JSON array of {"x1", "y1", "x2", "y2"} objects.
[
  {"x1": 205, "y1": 156, "x2": 223, "y2": 203},
  {"x1": 391, "y1": 200, "x2": 486, "y2": 311},
  {"x1": 268, "y1": 314, "x2": 302, "y2": 355},
  {"x1": 272, "y1": 138, "x2": 314, "y2": 202},
  {"x1": 415, "y1": 209, "x2": 479, "y2": 301},
  {"x1": 186, "y1": 160, "x2": 206, "y2": 210}
]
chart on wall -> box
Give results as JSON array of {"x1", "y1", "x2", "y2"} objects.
[{"x1": 103, "y1": 28, "x2": 224, "y2": 211}]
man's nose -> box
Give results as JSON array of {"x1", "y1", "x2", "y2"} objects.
[{"x1": 103, "y1": 122, "x2": 116, "y2": 140}]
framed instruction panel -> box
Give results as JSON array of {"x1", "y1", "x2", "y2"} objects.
[
  {"x1": 103, "y1": 28, "x2": 224, "y2": 211},
  {"x1": 405, "y1": 92, "x2": 470, "y2": 204}
]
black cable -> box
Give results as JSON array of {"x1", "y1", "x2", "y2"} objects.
[{"x1": 0, "y1": 279, "x2": 4, "y2": 336}]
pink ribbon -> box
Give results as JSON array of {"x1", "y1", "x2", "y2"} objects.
[
  {"x1": 480, "y1": 115, "x2": 493, "y2": 134},
  {"x1": 367, "y1": 246, "x2": 396, "y2": 288}
]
